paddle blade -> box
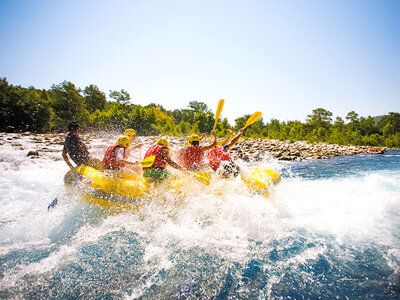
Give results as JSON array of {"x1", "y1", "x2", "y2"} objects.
[
  {"x1": 193, "y1": 171, "x2": 211, "y2": 185},
  {"x1": 140, "y1": 155, "x2": 156, "y2": 168},
  {"x1": 212, "y1": 99, "x2": 225, "y2": 131},
  {"x1": 244, "y1": 111, "x2": 262, "y2": 129}
]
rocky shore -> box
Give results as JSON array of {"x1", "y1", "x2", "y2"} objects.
[
  {"x1": 0, "y1": 131, "x2": 376, "y2": 162},
  {"x1": 229, "y1": 139, "x2": 371, "y2": 161}
]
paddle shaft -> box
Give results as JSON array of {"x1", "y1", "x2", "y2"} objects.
[{"x1": 213, "y1": 99, "x2": 225, "y2": 131}]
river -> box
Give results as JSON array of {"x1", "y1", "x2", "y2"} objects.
[{"x1": 0, "y1": 133, "x2": 399, "y2": 299}]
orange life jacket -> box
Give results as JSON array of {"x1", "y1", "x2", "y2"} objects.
[
  {"x1": 144, "y1": 144, "x2": 167, "y2": 169},
  {"x1": 182, "y1": 145, "x2": 204, "y2": 170},
  {"x1": 206, "y1": 146, "x2": 232, "y2": 171},
  {"x1": 102, "y1": 145, "x2": 125, "y2": 169}
]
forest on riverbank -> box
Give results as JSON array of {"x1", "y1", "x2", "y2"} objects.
[{"x1": 1, "y1": 78, "x2": 399, "y2": 147}]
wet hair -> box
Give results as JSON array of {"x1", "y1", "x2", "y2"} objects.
[
  {"x1": 68, "y1": 122, "x2": 80, "y2": 132},
  {"x1": 191, "y1": 141, "x2": 200, "y2": 146}
]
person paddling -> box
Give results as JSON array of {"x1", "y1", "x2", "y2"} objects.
[
  {"x1": 102, "y1": 136, "x2": 142, "y2": 177},
  {"x1": 142, "y1": 138, "x2": 183, "y2": 180},
  {"x1": 175, "y1": 133, "x2": 207, "y2": 165},
  {"x1": 206, "y1": 128, "x2": 244, "y2": 178},
  {"x1": 62, "y1": 122, "x2": 102, "y2": 169},
  {"x1": 180, "y1": 131, "x2": 217, "y2": 171}
]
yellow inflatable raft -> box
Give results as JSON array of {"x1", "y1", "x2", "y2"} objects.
[{"x1": 64, "y1": 165, "x2": 280, "y2": 211}]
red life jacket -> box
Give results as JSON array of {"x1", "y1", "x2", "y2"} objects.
[
  {"x1": 173, "y1": 148, "x2": 185, "y2": 168},
  {"x1": 206, "y1": 146, "x2": 232, "y2": 171},
  {"x1": 144, "y1": 144, "x2": 167, "y2": 169},
  {"x1": 182, "y1": 145, "x2": 204, "y2": 170},
  {"x1": 102, "y1": 145, "x2": 125, "y2": 169}
]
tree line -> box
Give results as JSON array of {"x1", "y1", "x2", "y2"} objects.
[{"x1": 1, "y1": 78, "x2": 399, "y2": 147}]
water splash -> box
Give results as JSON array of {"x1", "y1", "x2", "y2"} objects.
[{"x1": 0, "y1": 134, "x2": 399, "y2": 298}]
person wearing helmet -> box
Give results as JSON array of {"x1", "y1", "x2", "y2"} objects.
[
  {"x1": 182, "y1": 133, "x2": 206, "y2": 148},
  {"x1": 123, "y1": 128, "x2": 143, "y2": 159},
  {"x1": 62, "y1": 122, "x2": 102, "y2": 169},
  {"x1": 175, "y1": 133, "x2": 207, "y2": 166},
  {"x1": 180, "y1": 130, "x2": 217, "y2": 171},
  {"x1": 102, "y1": 136, "x2": 142, "y2": 176},
  {"x1": 142, "y1": 137, "x2": 183, "y2": 180},
  {"x1": 206, "y1": 128, "x2": 244, "y2": 178}
]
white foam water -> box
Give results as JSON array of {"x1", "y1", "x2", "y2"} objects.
[{"x1": 0, "y1": 134, "x2": 399, "y2": 298}]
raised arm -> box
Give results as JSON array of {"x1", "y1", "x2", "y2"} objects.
[
  {"x1": 226, "y1": 128, "x2": 244, "y2": 149},
  {"x1": 221, "y1": 129, "x2": 234, "y2": 146},
  {"x1": 201, "y1": 130, "x2": 217, "y2": 152},
  {"x1": 161, "y1": 147, "x2": 183, "y2": 170},
  {"x1": 199, "y1": 133, "x2": 207, "y2": 142}
]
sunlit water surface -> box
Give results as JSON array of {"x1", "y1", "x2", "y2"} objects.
[{"x1": 0, "y1": 135, "x2": 399, "y2": 299}]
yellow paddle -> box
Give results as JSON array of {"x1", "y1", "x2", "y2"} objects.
[
  {"x1": 212, "y1": 99, "x2": 225, "y2": 131},
  {"x1": 243, "y1": 111, "x2": 262, "y2": 129},
  {"x1": 139, "y1": 155, "x2": 156, "y2": 168},
  {"x1": 192, "y1": 171, "x2": 211, "y2": 185}
]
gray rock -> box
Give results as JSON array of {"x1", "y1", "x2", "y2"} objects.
[{"x1": 27, "y1": 151, "x2": 40, "y2": 157}]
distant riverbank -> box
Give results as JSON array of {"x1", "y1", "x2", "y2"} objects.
[
  {"x1": 0, "y1": 131, "x2": 387, "y2": 163},
  {"x1": 230, "y1": 139, "x2": 374, "y2": 161}
]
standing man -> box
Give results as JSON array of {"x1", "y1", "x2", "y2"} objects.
[{"x1": 62, "y1": 122, "x2": 101, "y2": 169}]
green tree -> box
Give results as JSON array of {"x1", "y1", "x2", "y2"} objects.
[
  {"x1": 174, "y1": 120, "x2": 191, "y2": 136},
  {"x1": 0, "y1": 78, "x2": 14, "y2": 130},
  {"x1": 363, "y1": 133, "x2": 383, "y2": 146},
  {"x1": 188, "y1": 101, "x2": 209, "y2": 113},
  {"x1": 109, "y1": 89, "x2": 131, "y2": 105},
  {"x1": 83, "y1": 84, "x2": 107, "y2": 113},
  {"x1": 287, "y1": 121, "x2": 304, "y2": 141},
  {"x1": 378, "y1": 112, "x2": 400, "y2": 133},
  {"x1": 306, "y1": 108, "x2": 333, "y2": 130},
  {"x1": 382, "y1": 123, "x2": 395, "y2": 137},
  {"x1": 214, "y1": 118, "x2": 232, "y2": 137},
  {"x1": 50, "y1": 81, "x2": 87, "y2": 128},
  {"x1": 243, "y1": 118, "x2": 264, "y2": 138},
  {"x1": 0, "y1": 79, "x2": 53, "y2": 132},
  {"x1": 150, "y1": 106, "x2": 176, "y2": 135},
  {"x1": 333, "y1": 116, "x2": 344, "y2": 130},
  {"x1": 172, "y1": 108, "x2": 195, "y2": 125},
  {"x1": 266, "y1": 118, "x2": 281, "y2": 139},
  {"x1": 359, "y1": 116, "x2": 379, "y2": 136},
  {"x1": 193, "y1": 111, "x2": 214, "y2": 133},
  {"x1": 234, "y1": 115, "x2": 249, "y2": 131},
  {"x1": 127, "y1": 106, "x2": 157, "y2": 135},
  {"x1": 346, "y1": 111, "x2": 360, "y2": 131},
  {"x1": 16, "y1": 88, "x2": 53, "y2": 131}
]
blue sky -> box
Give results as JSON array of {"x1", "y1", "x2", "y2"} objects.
[{"x1": 0, "y1": 0, "x2": 399, "y2": 124}]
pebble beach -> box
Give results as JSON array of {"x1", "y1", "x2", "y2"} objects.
[{"x1": 0, "y1": 131, "x2": 375, "y2": 162}]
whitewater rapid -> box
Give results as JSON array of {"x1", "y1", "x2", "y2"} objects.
[{"x1": 0, "y1": 133, "x2": 399, "y2": 298}]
